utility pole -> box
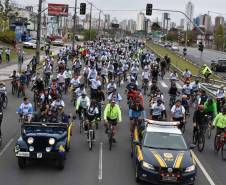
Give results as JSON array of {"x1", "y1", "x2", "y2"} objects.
[
  {"x1": 89, "y1": 3, "x2": 92, "y2": 41},
  {"x1": 185, "y1": 23, "x2": 188, "y2": 48},
  {"x1": 36, "y1": 0, "x2": 42, "y2": 64},
  {"x1": 98, "y1": 10, "x2": 101, "y2": 33},
  {"x1": 72, "y1": 0, "x2": 77, "y2": 50}
]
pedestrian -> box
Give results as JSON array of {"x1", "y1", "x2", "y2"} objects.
[
  {"x1": 30, "y1": 56, "x2": 37, "y2": 74},
  {"x1": 5, "y1": 48, "x2": 11, "y2": 63},
  {"x1": 0, "y1": 48, "x2": 2, "y2": 64}
]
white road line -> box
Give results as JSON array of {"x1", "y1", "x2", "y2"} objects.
[
  {"x1": 0, "y1": 138, "x2": 14, "y2": 157},
  {"x1": 191, "y1": 150, "x2": 216, "y2": 185},
  {"x1": 98, "y1": 142, "x2": 103, "y2": 181},
  {"x1": 176, "y1": 83, "x2": 183, "y2": 89},
  {"x1": 160, "y1": 81, "x2": 168, "y2": 88}
]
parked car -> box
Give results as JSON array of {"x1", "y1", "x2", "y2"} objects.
[
  {"x1": 171, "y1": 45, "x2": 179, "y2": 51},
  {"x1": 211, "y1": 59, "x2": 226, "y2": 72},
  {"x1": 52, "y1": 39, "x2": 64, "y2": 46},
  {"x1": 164, "y1": 42, "x2": 172, "y2": 48},
  {"x1": 23, "y1": 39, "x2": 45, "y2": 50}
]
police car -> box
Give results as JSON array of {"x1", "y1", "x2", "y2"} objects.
[{"x1": 133, "y1": 119, "x2": 196, "y2": 184}]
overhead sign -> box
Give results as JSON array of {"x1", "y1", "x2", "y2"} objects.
[{"x1": 48, "y1": 3, "x2": 69, "y2": 17}]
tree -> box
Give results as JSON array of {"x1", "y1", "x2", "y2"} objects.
[
  {"x1": 81, "y1": 29, "x2": 97, "y2": 41},
  {"x1": 214, "y1": 25, "x2": 225, "y2": 51}
]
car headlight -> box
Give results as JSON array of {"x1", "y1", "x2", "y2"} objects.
[
  {"x1": 49, "y1": 138, "x2": 55, "y2": 145},
  {"x1": 142, "y1": 161, "x2": 155, "y2": 171},
  {"x1": 27, "y1": 137, "x2": 34, "y2": 145},
  {"x1": 185, "y1": 165, "x2": 195, "y2": 173}
]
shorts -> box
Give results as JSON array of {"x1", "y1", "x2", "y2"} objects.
[
  {"x1": 129, "y1": 109, "x2": 142, "y2": 120},
  {"x1": 107, "y1": 117, "x2": 118, "y2": 126}
]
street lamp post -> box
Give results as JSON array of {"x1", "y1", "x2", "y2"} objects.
[{"x1": 72, "y1": 0, "x2": 77, "y2": 50}]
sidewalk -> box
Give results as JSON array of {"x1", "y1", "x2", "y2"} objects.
[{"x1": 0, "y1": 48, "x2": 60, "y2": 81}]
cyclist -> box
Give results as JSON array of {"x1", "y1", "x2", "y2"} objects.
[
  {"x1": 76, "y1": 91, "x2": 90, "y2": 119},
  {"x1": 216, "y1": 85, "x2": 225, "y2": 112},
  {"x1": 182, "y1": 68, "x2": 192, "y2": 82},
  {"x1": 204, "y1": 98, "x2": 218, "y2": 119},
  {"x1": 0, "y1": 96, "x2": 3, "y2": 138},
  {"x1": 171, "y1": 99, "x2": 186, "y2": 128},
  {"x1": 17, "y1": 97, "x2": 33, "y2": 122},
  {"x1": 89, "y1": 76, "x2": 101, "y2": 99},
  {"x1": 85, "y1": 100, "x2": 99, "y2": 133},
  {"x1": 182, "y1": 81, "x2": 192, "y2": 98},
  {"x1": 104, "y1": 99, "x2": 122, "y2": 142},
  {"x1": 170, "y1": 71, "x2": 178, "y2": 82},
  {"x1": 129, "y1": 97, "x2": 146, "y2": 135},
  {"x1": 150, "y1": 99, "x2": 167, "y2": 120},
  {"x1": 108, "y1": 88, "x2": 122, "y2": 105},
  {"x1": 142, "y1": 66, "x2": 150, "y2": 88},
  {"x1": 200, "y1": 64, "x2": 212, "y2": 82},
  {"x1": 168, "y1": 81, "x2": 179, "y2": 107},
  {"x1": 213, "y1": 106, "x2": 226, "y2": 137},
  {"x1": 64, "y1": 68, "x2": 72, "y2": 92},
  {"x1": 193, "y1": 104, "x2": 208, "y2": 138},
  {"x1": 70, "y1": 74, "x2": 81, "y2": 91},
  {"x1": 107, "y1": 80, "x2": 117, "y2": 95}
]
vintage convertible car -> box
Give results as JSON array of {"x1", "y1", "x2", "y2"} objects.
[{"x1": 14, "y1": 121, "x2": 72, "y2": 170}]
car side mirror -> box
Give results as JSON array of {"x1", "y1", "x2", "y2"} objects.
[{"x1": 189, "y1": 144, "x2": 196, "y2": 149}]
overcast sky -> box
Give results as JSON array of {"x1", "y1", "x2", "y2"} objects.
[{"x1": 13, "y1": 0, "x2": 226, "y2": 24}]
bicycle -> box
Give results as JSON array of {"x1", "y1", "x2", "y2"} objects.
[
  {"x1": 79, "y1": 109, "x2": 86, "y2": 134},
  {"x1": 87, "y1": 119, "x2": 96, "y2": 151},
  {"x1": 169, "y1": 95, "x2": 177, "y2": 108},
  {"x1": 11, "y1": 79, "x2": 19, "y2": 95},
  {"x1": 214, "y1": 129, "x2": 226, "y2": 160},
  {"x1": 193, "y1": 125, "x2": 207, "y2": 152},
  {"x1": 143, "y1": 79, "x2": 149, "y2": 96},
  {"x1": 0, "y1": 92, "x2": 8, "y2": 109},
  {"x1": 108, "y1": 121, "x2": 114, "y2": 151},
  {"x1": 17, "y1": 83, "x2": 26, "y2": 98}
]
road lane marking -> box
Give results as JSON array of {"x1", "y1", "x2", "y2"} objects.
[
  {"x1": 0, "y1": 138, "x2": 14, "y2": 157},
  {"x1": 98, "y1": 142, "x2": 103, "y2": 181},
  {"x1": 160, "y1": 81, "x2": 168, "y2": 88},
  {"x1": 191, "y1": 150, "x2": 216, "y2": 185}
]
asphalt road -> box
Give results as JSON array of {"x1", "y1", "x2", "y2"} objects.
[
  {"x1": 177, "y1": 46, "x2": 226, "y2": 78},
  {"x1": 0, "y1": 55, "x2": 225, "y2": 185}
]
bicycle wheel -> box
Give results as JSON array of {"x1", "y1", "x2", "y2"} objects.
[
  {"x1": 192, "y1": 132, "x2": 197, "y2": 144},
  {"x1": 79, "y1": 120, "x2": 83, "y2": 134},
  {"x1": 3, "y1": 96, "x2": 8, "y2": 109},
  {"x1": 214, "y1": 135, "x2": 221, "y2": 152},
  {"x1": 198, "y1": 134, "x2": 205, "y2": 152},
  {"x1": 180, "y1": 122, "x2": 186, "y2": 133},
  {"x1": 109, "y1": 131, "x2": 113, "y2": 151},
  {"x1": 221, "y1": 143, "x2": 226, "y2": 160},
  {"x1": 130, "y1": 136, "x2": 134, "y2": 158},
  {"x1": 88, "y1": 130, "x2": 93, "y2": 151}
]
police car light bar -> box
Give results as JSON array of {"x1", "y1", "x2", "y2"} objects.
[{"x1": 144, "y1": 119, "x2": 180, "y2": 127}]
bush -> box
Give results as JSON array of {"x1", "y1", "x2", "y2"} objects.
[
  {"x1": 81, "y1": 29, "x2": 97, "y2": 41},
  {"x1": 0, "y1": 30, "x2": 15, "y2": 44}
]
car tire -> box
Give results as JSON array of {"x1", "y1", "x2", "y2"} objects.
[
  {"x1": 18, "y1": 157, "x2": 26, "y2": 169},
  {"x1": 66, "y1": 141, "x2": 70, "y2": 152},
  {"x1": 56, "y1": 158, "x2": 65, "y2": 170},
  {"x1": 135, "y1": 163, "x2": 141, "y2": 183}
]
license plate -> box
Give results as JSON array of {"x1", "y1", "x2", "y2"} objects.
[
  {"x1": 16, "y1": 152, "x2": 30, "y2": 157},
  {"x1": 37, "y1": 153, "x2": 42, "y2": 158},
  {"x1": 162, "y1": 176, "x2": 177, "y2": 182}
]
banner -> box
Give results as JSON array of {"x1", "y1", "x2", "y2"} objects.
[{"x1": 48, "y1": 3, "x2": 69, "y2": 17}]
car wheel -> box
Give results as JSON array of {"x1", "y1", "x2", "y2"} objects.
[
  {"x1": 18, "y1": 157, "x2": 26, "y2": 169},
  {"x1": 135, "y1": 163, "x2": 141, "y2": 183},
  {"x1": 56, "y1": 158, "x2": 65, "y2": 170}
]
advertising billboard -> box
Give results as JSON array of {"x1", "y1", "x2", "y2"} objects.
[{"x1": 48, "y1": 3, "x2": 69, "y2": 17}]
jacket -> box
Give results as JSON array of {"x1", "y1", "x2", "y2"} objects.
[
  {"x1": 213, "y1": 113, "x2": 226, "y2": 129},
  {"x1": 104, "y1": 104, "x2": 122, "y2": 122}
]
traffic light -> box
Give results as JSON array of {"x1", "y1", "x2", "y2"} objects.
[
  {"x1": 80, "y1": 3, "x2": 86, "y2": 15},
  {"x1": 146, "y1": 4, "x2": 153, "y2": 16},
  {"x1": 198, "y1": 42, "x2": 204, "y2": 52}
]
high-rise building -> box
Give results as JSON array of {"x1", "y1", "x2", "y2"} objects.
[
  {"x1": 170, "y1": 22, "x2": 176, "y2": 29},
  {"x1": 119, "y1": 19, "x2": 127, "y2": 30},
  {"x1": 127, "y1": 19, "x2": 136, "y2": 33},
  {"x1": 136, "y1": 12, "x2": 145, "y2": 31},
  {"x1": 215, "y1": 16, "x2": 224, "y2": 28},
  {"x1": 105, "y1": 14, "x2": 111, "y2": 29},
  {"x1": 162, "y1": 13, "x2": 170, "y2": 30},
  {"x1": 199, "y1": 14, "x2": 212, "y2": 32},
  {"x1": 180, "y1": 18, "x2": 185, "y2": 30},
  {"x1": 185, "y1": 1, "x2": 194, "y2": 30},
  {"x1": 193, "y1": 16, "x2": 200, "y2": 27}
]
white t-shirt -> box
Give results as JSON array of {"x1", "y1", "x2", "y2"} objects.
[{"x1": 171, "y1": 105, "x2": 185, "y2": 118}]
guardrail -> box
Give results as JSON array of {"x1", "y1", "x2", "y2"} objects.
[
  {"x1": 147, "y1": 42, "x2": 226, "y2": 86},
  {"x1": 146, "y1": 43, "x2": 221, "y2": 98}
]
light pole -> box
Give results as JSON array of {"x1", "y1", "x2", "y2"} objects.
[
  {"x1": 36, "y1": 0, "x2": 43, "y2": 64},
  {"x1": 89, "y1": 3, "x2": 93, "y2": 41},
  {"x1": 72, "y1": 0, "x2": 77, "y2": 50}
]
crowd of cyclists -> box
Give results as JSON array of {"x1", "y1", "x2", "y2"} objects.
[{"x1": 0, "y1": 37, "x2": 225, "y2": 152}]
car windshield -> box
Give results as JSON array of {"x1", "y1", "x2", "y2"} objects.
[{"x1": 143, "y1": 132, "x2": 188, "y2": 150}]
